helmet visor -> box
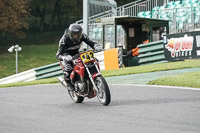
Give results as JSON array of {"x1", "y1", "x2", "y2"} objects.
[
  {"x1": 72, "y1": 32, "x2": 81, "y2": 40},
  {"x1": 70, "y1": 31, "x2": 82, "y2": 42}
]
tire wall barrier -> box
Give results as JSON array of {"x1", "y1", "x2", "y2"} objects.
[
  {"x1": 137, "y1": 40, "x2": 167, "y2": 65},
  {"x1": 0, "y1": 69, "x2": 36, "y2": 84},
  {"x1": 35, "y1": 62, "x2": 63, "y2": 80}
]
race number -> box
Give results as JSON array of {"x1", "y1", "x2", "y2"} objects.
[{"x1": 80, "y1": 51, "x2": 94, "y2": 63}]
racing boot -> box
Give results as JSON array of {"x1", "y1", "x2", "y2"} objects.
[
  {"x1": 63, "y1": 71, "x2": 74, "y2": 91},
  {"x1": 64, "y1": 79, "x2": 75, "y2": 91}
]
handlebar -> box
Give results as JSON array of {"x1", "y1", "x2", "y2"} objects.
[{"x1": 93, "y1": 49, "x2": 104, "y2": 53}]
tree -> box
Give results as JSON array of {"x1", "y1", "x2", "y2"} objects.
[
  {"x1": 0, "y1": 0, "x2": 30, "y2": 37},
  {"x1": 29, "y1": 0, "x2": 83, "y2": 31},
  {"x1": 29, "y1": 0, "x2": 61, "y2": 31},
  {"x1": 27, "y1": 0, "x2": 135, "y2": 32}
]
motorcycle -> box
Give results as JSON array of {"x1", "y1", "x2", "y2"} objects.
[{"x1": 58, "y1": 50, "x2": 111, "y2": 105}]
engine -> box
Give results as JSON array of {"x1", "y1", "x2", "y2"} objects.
[{"x1": 74, "y1": 81, "x2": 86, "y2": 93}]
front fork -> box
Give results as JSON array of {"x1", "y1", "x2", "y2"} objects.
[{"x1": 84, "y1": 62, "x2": 101, "y2": 92}]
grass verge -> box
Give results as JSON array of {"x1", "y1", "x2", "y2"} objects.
[
  {"x1": 148, "y1": 71, "x2": 200, "y2": 88},
  {"x1": 0, "y1": 59, "x2": 200, "y2": 88},
  {"x1": 101, "y1": 59, "x2": 200, "y2": 77},
  {"x1": 0, "y1": 44, "x2": 58, "y2": 79},
  {"x1": 0, "y1": 78, "x2": 58, "y2": 88}
]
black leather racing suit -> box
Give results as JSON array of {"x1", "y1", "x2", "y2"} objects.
[{"x1": 56, "y1": 29, "x2": 96, "y2": 80}]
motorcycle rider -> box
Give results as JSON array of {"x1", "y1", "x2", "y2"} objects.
[{"x1": 56, "y1": 24, "x2": 101, "y2": 91}]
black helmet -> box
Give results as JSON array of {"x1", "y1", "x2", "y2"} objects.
[{"x1": 68, "y1": 24, "x2": 83, "y2": 43}]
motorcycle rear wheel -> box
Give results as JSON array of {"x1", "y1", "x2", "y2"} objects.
[
  {"x1": 95, "y1": 76, "x2": 111, "y2": 105},
  {"x1": 68, "y1": 90, "x2": 84, "y2": 103}
]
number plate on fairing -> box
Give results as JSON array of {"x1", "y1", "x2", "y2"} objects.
[{"x1": 80, "y1": 51, "x2": 94, "y2": 63}]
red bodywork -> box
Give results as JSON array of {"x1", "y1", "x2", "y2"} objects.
[
  {"x1": 70, "y1": 59, "x2": 85, "y2": 82},
  {"x1": 70, "y1": 56, "x2": 101, "y2": 82}
]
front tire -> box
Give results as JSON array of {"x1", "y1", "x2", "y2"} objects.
[
  {"x1": 68, "y1": 90, "x2": 84, "y2": 103},
  {"x1": 95, "y1": 76, "x2": 111, "y2": 105}
]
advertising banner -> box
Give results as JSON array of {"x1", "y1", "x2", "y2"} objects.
[{"x1": 163, "y1": 31, "x2": 200, "y2": 61}]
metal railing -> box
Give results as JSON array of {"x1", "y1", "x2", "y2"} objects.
[
  {"x1": 77, "y1": 0, "x2": 200, "y2": 35},
  {"x1": 77, "y1": 0, "x2": 171, "y2": 24},
  {"x1": 117, "y1": 0, "x2": 161, "y2": 16},
  {"x1": 124, "y1": 40, "x2": 167, "y2": 67}
]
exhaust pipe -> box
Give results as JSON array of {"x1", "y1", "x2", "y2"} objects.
[{"x1": 57, "y1": 77, "x2": 68, "y2": 88}]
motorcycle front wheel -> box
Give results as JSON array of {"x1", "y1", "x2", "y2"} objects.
[
  {"x1": 68, "y1": 90, "x2": 84, "y2": 103},
  {"x1": 95, "y1": 76, "x2": 111, "y2": 105}
]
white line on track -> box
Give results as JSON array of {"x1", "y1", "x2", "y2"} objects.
[
  {"x1": 5, "y1": 83, "x2": 200, "y2": 91},
  {"x1": 42, "y1": 83, "x2": 200, "y2": 91},
  {"x1": 109, "y1": 84, "x2": 200, "y2": 91}
]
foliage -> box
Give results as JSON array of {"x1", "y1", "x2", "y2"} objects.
[
  {"x1": 0, "y1": 0, "x2": 30, "y2": 37},
  {"x1": 28, "y1": 0, "x2": 82, "y2": 31}
]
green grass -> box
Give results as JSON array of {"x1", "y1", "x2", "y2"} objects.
[
  {"x1": 0, "y1": 44, "x2": 58, "y2": 78},
  {"x1": 148, "y1": 71, "x2": 200, "y2": 88},
  {"x1": 0, "y1": 78, "x2": 58, "y2": 88},
  {"x1": 101, "y1": 59, "x2": 200, "y2": 77},
  {"x1": 0, "y1": 58, "x2": 200, "y2": 88}
]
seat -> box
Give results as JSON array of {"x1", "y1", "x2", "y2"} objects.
[
  {"x1": 182, "y1": 0, "x2": 191, "y2": 4},
  {"x1": 174, "y1": 1, "x2": 181, "y2": 6},
  {"x1": 137, "y1": 11, "x2": 145, "y2": 17},
  {"x1": 143, "y1": 11, "x2": 152, "y2": 18},
  {"x1": 167, "y1": 1, "x2": 177, "y2": 9},
  {"x1": 190, "y1": 0, "x2": 199, "y2": 4},
  {"x1": 183, "y1": 0, "x2": 192, "y2": 7},
  {"x1": 144, "y1": 11, "x2": 151, "y2": 16},
  {"x1": 152, "y1": 6, "x2": 160, "y2": 11},
  {"x1": 167, "y1": 1, "x2": 175, "y2": 6},
  {"x1": 168, "y1": 4, "x2": 176, "y2": 9},
  {"x1": 175, "y1": 4, "x2": 182, "y2": 8},
  {"x1": 161, "y1": 14, "x2": 170, "y2": 20}
]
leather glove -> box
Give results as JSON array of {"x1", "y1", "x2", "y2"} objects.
[
  {"x1": 62, "y1": 55, "x2": 72, "y2": 62},
  {"x1": 94, "y1": 44, "x2": 102, "y2": 52}
]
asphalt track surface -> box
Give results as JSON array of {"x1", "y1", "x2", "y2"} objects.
[{"x1": 0, "y1": 84, "x2": 200, "y2": 133}]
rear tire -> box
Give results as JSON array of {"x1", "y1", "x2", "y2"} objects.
[
  {"x1": 95, "y1": 76, "x2": 111, "y2": 105},
  {"x1": 68, "y1": 90, "x2": 84, "y2": 103}
]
